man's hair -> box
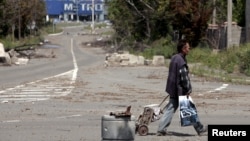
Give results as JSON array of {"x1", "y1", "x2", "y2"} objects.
[{"x1": 177, "y1": 39, "x2": 188, "y2": 53}]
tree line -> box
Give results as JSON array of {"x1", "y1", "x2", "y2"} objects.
[
  {"x1": 106, "y1": 0, "x2": 245, "y2": 50},
  {"x1": 0, "y1": 0, "x2": 46, "y2": 41},
  {"x1": 0, "y1": 0, "x2": 246, "y2": 50}
]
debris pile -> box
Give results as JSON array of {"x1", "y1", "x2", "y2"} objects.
[
  {"x1": 0, "y1": 42, "x2": 55, "y2": 66},
  {"x1": 104, "y1": 51, "x2": 165, "y2": 67}
]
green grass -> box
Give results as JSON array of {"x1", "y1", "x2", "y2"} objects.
[
  {"x1": 187, "y1": 44, "x2": 250, "y2": 85},
  {"x1": 2, "y1": 22, "x2": 250, "y2": 85},
  {"x1": 1, "y1": 21, "x2": 113, "y2": 51},
  {"x1": 138, "y1": 38, "x2": 250, "y2": 85},
  {"x1": 0, "y1": 35, "x2": 44, "y2": 50},
  {"x1": 140, "y1": 37, "x2": 176, "y2": 59},
  {"x1": 1, "y1": 22, "x2": 66, "y2": 50},
  {"x1": 42, "y1": 24, "x2": 63, "y2": 34}
]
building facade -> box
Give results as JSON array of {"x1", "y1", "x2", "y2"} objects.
[{"x1": 44, "y1": 0, "x2": 107, "y2": 22}]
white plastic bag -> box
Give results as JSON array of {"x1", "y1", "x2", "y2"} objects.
[{"x1": 179, "y1": 96, "x2": 199, "y2": 126}]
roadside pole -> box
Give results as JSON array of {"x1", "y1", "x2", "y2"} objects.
[
  {"x1": 227, "y1": 0, "x2": 232, "y2": 49},
  {"x1": 92, "y1": 0, "x2": 95, "y2": 34}
]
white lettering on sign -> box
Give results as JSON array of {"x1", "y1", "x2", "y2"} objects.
[
  {"x1": 81, "y1": 4, "x2": 86, "y2": 11},
  {"x1": 86, "y1": 4, "x2": 92, "y2": 11},
  {"x1": 64, "y1": 3, "x2": 103, "y2": 11},
  {"x1": 64, "y1": 4, "x2": 73, "y2": 11}
]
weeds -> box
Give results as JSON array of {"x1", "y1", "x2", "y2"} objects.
[{"x1": 139, "y1": 38, "x2": 250, "y2": 85}]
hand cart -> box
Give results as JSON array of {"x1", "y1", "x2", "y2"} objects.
[{"x1": 135, "y1": 95, "x2": 169, "y2": 136}]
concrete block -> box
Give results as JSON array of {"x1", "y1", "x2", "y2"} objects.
[
  {"x1": 101, "y1": 115, "x2": 135, "y2": 140},
  {"x1": 0, "y1": 43, "x2": 5, "y2": 58},
  {"x1": 152, "y1": 55, "x2": 165, "y2": 66}
]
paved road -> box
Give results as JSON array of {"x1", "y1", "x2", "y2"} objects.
[{"x1": 0, "y1": 25, "x2": 249, "y2": 141}]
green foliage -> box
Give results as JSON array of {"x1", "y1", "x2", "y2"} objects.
[
  {"x1": 141, "y1": 37, "x2": 175, "y2": 59},
  {"x1": 0, "y1": 35, "x2": 19, "y2": 49},
  {"x1": 137, "y1": 35, "x2": 250, "y2": 78},
  {"x1": 218, "y1": 47, "x2": 239, "y2": 73},
  {"x1": 107, "y1": 0, "x2": 214, "y2": 50},
  {"x1": 0, "y1": 34, "x2": 42, "y2": 50},
  {"x1": 0, "y1": 21, "x2": 64, "y2": 51},
  {"x1": 0, "y1": 0, "x2": 46, "y2": 39},
  {"x1": 187, "y1": 46, "x2": 212, "y2": 63},
  {"x1": 238, "y1": 47, "x2": 250, "y2": 75},
  {"x1": 215, "y1": 0, "x2": 245, "y2": 26},
  {"x1": 189, "y1": 43, "x2": 250, "y2": 79},
  {"x1": 42, "y1": 23, "x2": 63, "y2": 34},
  {"x1": 107, "y1": 0, "x2": 172, "y2": 50},
  {"x1": 169, "y1": 0, "x2": 213, "y2": 47},
  {"x1": 232, "y1": 0, "x2": 245, "y2": 26},
  {"x1": 107, "y1": 0, "x2": 246, "y2": 51}
]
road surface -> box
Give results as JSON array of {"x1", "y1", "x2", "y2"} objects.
[{"x1": 0, "y1": 25, "x2": 249, "y2": 141}]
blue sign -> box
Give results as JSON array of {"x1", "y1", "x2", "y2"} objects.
[{"x1": 45, "y1": 0, "x2": 104, "y2": 15}]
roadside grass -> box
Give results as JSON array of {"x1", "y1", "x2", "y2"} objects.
[
  {"x1": 1, "y1": 21, "x2": 114, "y2": 51},
  {"x1": 41, "y1": 22, "x2": 64, "y2": 35},
  {"x1": 1, "y1": 22, "x2": 250, "y2": 85},
  {"x1": 83, "y1": 22, "x2": 113, "y2": 32},
  {"x1": 141, "y1": 37, "x2": 176, "y2": 59},
  {"x1": 187, "y1": 44, "x2": 250, "y2": 85},
  {"x1": 1, "y1": 22, "x2": 71, "y2": 50},
  {"x1": 139, "y1": 39, "x2": 250, "y2": 85},
  {"x1": 0, "y1": 34, "x2": 44, "y2": 50}
]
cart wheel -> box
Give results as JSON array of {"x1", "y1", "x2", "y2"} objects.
[{"x1": 138, "y1": 125, "x2": 148, "y2": 136}]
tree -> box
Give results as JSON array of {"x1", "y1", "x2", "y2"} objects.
[
  {"x1": 107, "y1": 0, "x2": 172, "y2": 51},
  {"x1": 107, "y1": 0, "x2": 214, "y2": 50},
  {"x1": 245, "y1": 0, "x2": 250, "y2": 42},
  {"x1": 169, "y1": 0, "x2": 213, "y2": 47},
  {"x1": 0, "y1": 0, "x2": 46, "y2": 39},
  {"x1": 215, "y1": 0, "x2": 245, "y2": 26},
  {"x1": 107, "y1": 0, "x2": 134, "y2": 50}
]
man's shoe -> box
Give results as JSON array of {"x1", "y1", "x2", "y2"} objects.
[
  {"x1": 197, "y1": 126, "x2": 207, "y2": 136},
  {"x1": 156, "y1": 131, "x2": 167, "y2": 136}
]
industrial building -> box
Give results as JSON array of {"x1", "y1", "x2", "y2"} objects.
[{"x1": 44, "y1": 0, "x2": 107, "y2": 22}]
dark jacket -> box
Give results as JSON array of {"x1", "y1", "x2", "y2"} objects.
[{"x1": 165, "y1": 53, "x2": 192, "y2": 98}]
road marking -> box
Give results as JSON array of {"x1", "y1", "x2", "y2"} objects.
[
  {"x1": 57, "y1": 114, "x2": 82, "y2": 119},
  {"x1": 1, "y1": 120, "x2": 21, "y2": 123},
  {"x1": 71, "y1": 38, "x2": 78, "y2": 82},
  {"x1": 198, "y1": 83, "x2": 229, "y2": 95},
  {"x1": 0, "y1": 38, "x2": 78, "y2": 103},
  {"x1": 1, "y1": 114, "x2": 83, "y2": 123},
  {"x1": 208, "y1": 83, "x2": 228, "y2": 93}
]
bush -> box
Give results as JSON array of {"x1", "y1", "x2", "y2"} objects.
[
  {"x1": 187, "y1": 46, "x2": 212, "y2": 63},
  {"x1": 141, "y1": 37, "x2": 176, "y2": 59},
  {"x1": 239, "y1": 49, "x2": 250, "y2": 76},
  {"x1": 188, "y1": 43, "x2": 250, "y2": 79}
]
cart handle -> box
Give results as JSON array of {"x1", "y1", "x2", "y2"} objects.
[{"x1": 159, "y1": 95, "x2": 169, "y2": 107}]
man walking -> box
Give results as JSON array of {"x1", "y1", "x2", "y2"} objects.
[{"x1": 156, "y1": 39, "x2": 207, "y2": 136}]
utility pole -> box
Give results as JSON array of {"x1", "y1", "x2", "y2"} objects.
[
  {"x1": 18, "y1": 0, "x2": 21, "y2": 40},
  {"x1": 34, "y1": 0, "x2": 37, "y2": 35},
  {"x1": 246, "y1": 0, "x2": 250, "y2": 43},
  {"x1": 212, "y1": 0, "x2": 217, "y2": 49},
  {"x1": 92, "y1": 0, "x2": 95, "y2": 34},
  {"x1": 227, "y1": 0, "x2": 232, "y2": 48},
  {"x1": 77, "y1": 0, "x2": 79, "y2": 22},
  {"x1": 212, "y1": 0, "x2": 216, "y2": 25}
]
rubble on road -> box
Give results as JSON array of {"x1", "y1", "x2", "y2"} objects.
[
  {"x1": 104, "y1": 51, "x2": 165, "y2": 67},
  {"x1": 0, "y1": 42, "x2": 55, "y2": 66}
]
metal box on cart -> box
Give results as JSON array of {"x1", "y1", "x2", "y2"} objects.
[{"x1": 101, "y1": 115, "x2": 136, "y2": 141}]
